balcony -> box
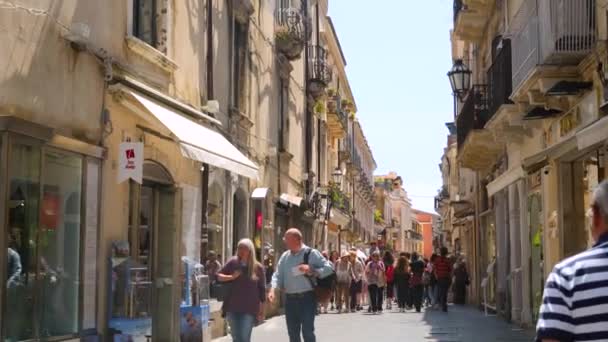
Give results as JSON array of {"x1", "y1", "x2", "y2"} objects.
[
  {"x1": 453, "y1": 0, "x2": 495, "y2": 42},
  {"x1": 307, "y1": 45, "x2": 332, "y2": 99},
  {"x1": 456, "y1": 85, "x2": 503, "y2": 170},
  {"x1": 326, "y1": 92, "x2": 348, "y2": 138},
  {"x1": 487, "y1": 39, "x2": 513, "y2": 117},
  {"x1": 510, "y1": 0, "x2": 596, "y2": 100},
  {"x1": 275, "y1": 0, "x2": 306, "y2": 60},
  {"x1": 340, "y1": 130, "x2": 354, "y2": 163}
]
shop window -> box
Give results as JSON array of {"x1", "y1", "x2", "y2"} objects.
[{"x1": 5, "y1": 143, "x2": 95, "y2": 340}]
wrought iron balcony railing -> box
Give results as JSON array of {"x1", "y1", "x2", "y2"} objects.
[
  {"x1": 487, "y1": 39, "x2": 513, "y2": 116},
  {"x1": 308, "y1": 45, "x2": 332, "y2": 87},
  {"x1": 275, "y1": 0, "x2": 306, "y2": 60},
  {"x1": 456, "y1": 84, "x2": 489, "y2": 149},
  {"x1": 510, "y1": 0, "x2": 596, "y2": 91}
]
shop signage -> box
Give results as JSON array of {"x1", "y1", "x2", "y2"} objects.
[{"x1": 117, "y1": 142, "x2": 143, "y2": 184}]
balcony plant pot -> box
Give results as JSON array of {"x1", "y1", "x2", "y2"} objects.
[
  {"x1": 326, "y1": 98, "x2": 338, "y2": 114},
  {"x1": 275, "y1": 26, "x2": 305, "y2": 60}
]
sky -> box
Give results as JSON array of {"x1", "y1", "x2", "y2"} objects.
[{"x1": 329, "y1": 0, "x2": 455, "y2": 213}]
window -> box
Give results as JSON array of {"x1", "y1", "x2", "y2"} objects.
[
  {"x1": 5, "y1": 142, "x2": 97, "y2": 340},
  {"x1": 133, "y1": 0, "x2": 157, "y2": 47}
]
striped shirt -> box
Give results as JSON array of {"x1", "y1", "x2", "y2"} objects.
[
  {"x1": 536, "y1": 233, "x2": 608, "y2": 342},
  {"x1": 434, "y1": 256, "x2": 452, "y2": 279}
]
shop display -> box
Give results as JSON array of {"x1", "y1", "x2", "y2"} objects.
[
  {"x1": 180, "y1": 257, "x2": 210, "y2": 342},
  {"x1": 108, "y1": 241, "x2": 152, "y2": 342}
]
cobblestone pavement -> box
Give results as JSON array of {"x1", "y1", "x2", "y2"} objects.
[{"x1": 214, "y1": 304, "x2": 535, "y2": 341}]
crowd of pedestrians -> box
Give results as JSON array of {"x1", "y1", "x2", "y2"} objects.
[
  {"x1": 205, "y1": 228, "x2": 468, "y2": 342},
  {"x1": 312, "y1": 243, "x2": 467, "y2": 317}
]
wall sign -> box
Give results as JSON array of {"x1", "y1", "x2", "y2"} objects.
[{"x1": 117, "y1": 142, "x2": 143, "y2": 184}]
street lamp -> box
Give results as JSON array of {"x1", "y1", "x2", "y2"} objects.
[
  {"x1": 447, "y1": 59, "x2": 472, "y2": 100},
  {"x1": 332, "y1": 168, "x2": 343, "y2": 187}
]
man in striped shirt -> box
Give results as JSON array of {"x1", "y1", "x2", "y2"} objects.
[
  {"x1": 536, "y1": 180, "x2": 608, "y2": 342},
  {"x1": 434, "y1": 247, "x2": 452, "y2": 312}
]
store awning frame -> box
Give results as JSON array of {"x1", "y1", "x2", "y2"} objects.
[
  {"x1": 487, "y1": 166, "x2": 525, "y2": 197},
  {"x1": 128, "y1": 90, "x2": 259, "y2": 179}
]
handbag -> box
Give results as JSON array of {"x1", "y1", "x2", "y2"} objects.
[{"x1": 212, "y1": 281, "x2": 233, "y2": 302}]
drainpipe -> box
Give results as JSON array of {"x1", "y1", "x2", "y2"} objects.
[
  {"x1": 303, "y1": 0, "x2": 311, "y2": 197},
  {"x1": 201, "y1": 0, "x2": 214, "y2": 263}
]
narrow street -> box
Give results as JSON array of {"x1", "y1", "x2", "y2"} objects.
[{"x1": 214, "y1": 305, "x2": 534, "y2": 342}]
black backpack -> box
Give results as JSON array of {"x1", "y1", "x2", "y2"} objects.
[{"x1": 303, "y1": 248, "x2": 337, "y2": 290}]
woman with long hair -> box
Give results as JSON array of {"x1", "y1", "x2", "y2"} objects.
[
  {"x1": 393, "y1": 256, "x2": 410, "y2": 312},
  {"x1": 217, "y1": 239, "x2": 266, "y2": 342},
  {"x1": 383, "y1": 251, "x2": 395, "y2": 310}
]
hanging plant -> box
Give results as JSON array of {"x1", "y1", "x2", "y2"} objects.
[{"x1": 314, "y1": 100, "x2": 325, "y2": 115}]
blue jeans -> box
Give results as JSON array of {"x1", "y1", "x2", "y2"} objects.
[
  {"x1": 226, "y1": 312, "x2": 256, "y2": 342},
  {"x1": 285, "y1": 291, "x2": 316, "y2": 342}
]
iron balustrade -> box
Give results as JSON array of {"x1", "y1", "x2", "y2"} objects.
[
  {"x1": 307, "y1": 45, "x2": 332, "y2": 86},
  {"x1": 275, "y1": 0, "x2": 304, "y2": 40},
  {"x1": 487, "y1": 39, "x2": 513, "y2": 117},
  {"x1": 456, "y1": 85, "x2": 489, "y2": 149},
  {"x1": 510, "y1": 0, "x2": 596, "y2": 91}
]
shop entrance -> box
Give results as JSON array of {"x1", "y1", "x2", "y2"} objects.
[
  {"x1": 129, "y1": 161, "x2": 181, "y2": 341},
  {"x1": 2, "y1": 134, "x2": 100, "y2": 341},
  {"x1": 561, "y1": 150, "x2": 606, "y2": 257}
]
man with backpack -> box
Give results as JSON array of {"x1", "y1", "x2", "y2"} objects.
[{"x1": 269, "y1": 228, "x2": 334, "y2": 342}]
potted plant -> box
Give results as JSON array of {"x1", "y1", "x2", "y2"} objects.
[
  {"x1": 326, "y1": 88, "x2": 337, "y2": 98},
  {"x1": 313, "y1": 100, "x2": 325, "y2": 115}
]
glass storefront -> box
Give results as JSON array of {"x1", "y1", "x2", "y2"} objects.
[{"x1": 3, "y1": 134, "x2": 100, "y2": 341}]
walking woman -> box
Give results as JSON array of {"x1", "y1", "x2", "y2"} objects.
[
  {"x1": 349, "y1": 250, "x2": 365, "y2": 312},
  {"x1": 452, "y1": 258, "x2": 470, "y2": 305},
  {"x1": 383, "y1": 251, "x2": 395, "y2": 310},
  {"x1": 365, "y1": 251, "x2": 385, "y2": 314},
  {"x1": 335, "y1": 251, "x2": 352, "y2": 313},
  {"x1": 216, "y1": 239, "x2": 266, "y2": 342},
  {"x1": 409, "y1": 252, "x2": 425, "y2": 312},
  {"x1": 393, "y1": 256, "x2": 410, "y2": 312}
]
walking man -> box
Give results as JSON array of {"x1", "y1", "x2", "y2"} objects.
[
  {"x1": 536, "y1": 180, "x2": 608, "y2": 341},
  {"x1": 434, "y1": 247, "x2": 452, "y2": 312},
  {"x1": 269, "y1": 228, "x2": 333, "y2": 342}
]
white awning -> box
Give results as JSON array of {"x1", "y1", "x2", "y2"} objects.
[
  {"x1": 279, "y1": 193, "x2": 303, "y2": 207},
  {"x1": 130, "y1": 91, "x2": 259, "y2": 179},
  {"x1": 251, "y1": 188, "x2": 270, "y2": 199}
]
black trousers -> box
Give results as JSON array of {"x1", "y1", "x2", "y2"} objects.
[
  {"x1": 396, "y1": 284, "x2": 409, "y2": 308},
  {"x1": 368, "y1": 284, "x2": 382, "y2": 312},
  {"x1": 411, "y1": 285, "x2": 424, "y2": 312},
  {"x1": 437, "y1": 277, "x2": 451, "y2": 311}
]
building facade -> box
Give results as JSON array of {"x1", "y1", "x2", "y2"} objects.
[
  {"x1": 0, "y1": 0, "x2": 377, "y2": 340},
  {"x1": 446, "y1": 0, "x2": 608, "y2": 327},
  {"x1": 375, "y1": 173, "x2": 413, "y2": 253}
]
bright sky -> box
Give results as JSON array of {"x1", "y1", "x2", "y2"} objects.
[{"x1": 329, "y1": 0, "x2": 454, "y2": 213}]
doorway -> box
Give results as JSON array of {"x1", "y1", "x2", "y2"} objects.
[{"x1": 129, "y1": 161, "x2": 181, "y2": 341}]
